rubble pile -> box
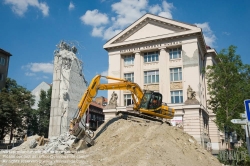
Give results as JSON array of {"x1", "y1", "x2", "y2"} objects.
[
  {"x1": 12, "y1": 132, "x2": 76, "y2": 153},
  {"x1": 43, "y1": 132, "x2": 76, "y2": 153}
]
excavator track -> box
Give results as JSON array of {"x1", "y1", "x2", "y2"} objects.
[{"x1": 116, "y1": 111, "x2": 172, "y2": 125}]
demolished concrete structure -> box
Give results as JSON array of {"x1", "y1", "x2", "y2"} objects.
[{"x1": 49, "y1": 41, "x2": 88, "y2": 137}]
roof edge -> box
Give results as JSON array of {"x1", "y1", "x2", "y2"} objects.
[
  {"x1": 0, "y1": 48, "x2": 12, "y2": 56},
  {"x1": 103, "y1": 13, "x2": 200, "y2": 49}
]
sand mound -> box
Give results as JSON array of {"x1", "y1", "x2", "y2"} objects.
[
  {"x1": 11, "y1": 135, "x2": 44, "y2": 151},
  {"x1": 3, "y1": 117, "x2": 221, "y2": 166},
  {"x1": 83, "y1": 118, "x2": 221, "y2": 166}
]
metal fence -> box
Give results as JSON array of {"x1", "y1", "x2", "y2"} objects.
[
  {"x1": 0, "y1": 140, "x2": 24, "y2": 149},
  {"x1": 218, "y1": 150, "x2": 247, "y2": 162}
]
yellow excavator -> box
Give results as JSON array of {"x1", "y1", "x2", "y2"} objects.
[{"x1": 69, "y1": 75, "x2": 175, "y2": 147}]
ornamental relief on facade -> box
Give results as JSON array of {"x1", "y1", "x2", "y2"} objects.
[
  {"x1": 124, "y1": 65, "x2": 134, "y2": 69},
  {"x1": 169, "y1": 59, "x2": 182, "y2": 63},
  {"x1": 111, "y1": 70, "x2": 120, "y2": 76},
  {"x1": 143, "y1": 84, "x2": 159, "y2": 91},
  {"x1": 170, "y1": 82, "x2": 183, "y2": 90},
  {"x1": 143, "y1": 62, "x2": 159, "y2": 66},
  {"x1": 123, "y1": 90, "x2": 130, "y2": 93}
]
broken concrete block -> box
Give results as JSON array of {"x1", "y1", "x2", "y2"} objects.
[
  {"x1": 66, "y1": 139, "x2": 74, "y2": 146},
  {"x1": 57, "y1": 145, "x2": 69, "y2": 151},
  {"x1": 29, "y1": 139, "x2": 37, "y2": 149}
]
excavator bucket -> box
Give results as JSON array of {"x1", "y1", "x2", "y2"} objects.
[{"x1": 69, "y1": 121, "x2": 95, "y2": 150}]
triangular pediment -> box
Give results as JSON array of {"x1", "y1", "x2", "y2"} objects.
[
  {"x1": 123, "y1": 20, "x2": 183, "y2": 42},
  {"x1": 104, "y1": 14, "x2": 201, "y2": 49}
]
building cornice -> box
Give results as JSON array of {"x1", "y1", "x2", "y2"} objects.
[
  {"x1": 104, "y1": 30, "x2": 201, "y2": 50},
  {"x1": 0, "y1": 48, "x2": 12, "y2": 56}
]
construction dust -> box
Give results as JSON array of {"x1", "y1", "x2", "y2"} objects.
[{"x1": 1, "y1": 117, "x2": 221, "y2": 166}]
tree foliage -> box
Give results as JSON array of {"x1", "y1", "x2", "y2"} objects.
[
  {"x1": 0, "y1": 78, "x2": 34, "y2": 142},
  {"x1": 205, "y1": 45, "x2": 250, "y2": 139},
  {"x1": 36, "y1": 87, "x2": 52, "y2": 138}
]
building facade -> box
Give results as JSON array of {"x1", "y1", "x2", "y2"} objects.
[
  {"x1": 86, "y1": 101, "x2": 105, "y2": 131},
  {"x1": 0, "y1": 48, "x2": 12, "y2": 90},
  {"x1": 94, "y1": 96, "x2": 108, "y2": 107},
  {"x1": 103, "y1": 14, "x2": 222, "y2": 154},
  {"x1": 31, "y1": 82, "x2": 51, "y2": 109}
]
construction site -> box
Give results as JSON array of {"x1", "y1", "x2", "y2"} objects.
[
  {"x1": 1, "y1": 14, "x2": 232, "y2": 165},
  {"x1": 0, "y1": 38, "x2": 223, "y2": 165},
  {"x1": 0, "y1": 117, "x2": 221, "y2": 166}
]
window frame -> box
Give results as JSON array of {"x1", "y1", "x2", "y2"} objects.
[
  {"x1": 169, "y1": 47, "x2": 182, "y2": 59},
  {"x1": 144, "y1": 70, "x2": 159, "y2": 84},
  {"x1": 124, "y1": 54, "x2": 134, "y2": 66},
  {"x1": 124, "y1": 94, "x2": 134, "y2": 106},
  {"x1": 0, "y1": 57, "x2": 6, "y2": 66},
  {"x1": 171, "y1": 90, "x2": 183, "y2": 103},
  {"x1": 170, "y1": 67, "x2": 182, "y2": 82},
  {"x1": 144, "y1": 51, "x2": 159, "y2": 63},
  {"x1": 124, "y1": 73, "x2": 134, "y2": 82}
]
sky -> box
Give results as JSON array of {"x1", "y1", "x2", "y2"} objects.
[{"x1": 0, "y1": 0, "x2": 249, "y2": 98}]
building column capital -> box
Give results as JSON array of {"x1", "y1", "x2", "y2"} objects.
[
  {"x1": 158, "y1": 46, "x2": 167, "y2": 52},
  {"x1": 133, "y1": 50, "x2": 141, "y2": 54}
]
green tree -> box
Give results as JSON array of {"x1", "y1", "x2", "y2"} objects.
[
  {"x1": 37, "y1": 87, "x2": 52, "y2": 138},
  {"x1": 0, "y1": 78, "x2": 34, "y2": 142},
  {"x1": 205, "y1": 45, "x2": 250, "y2": 142}
]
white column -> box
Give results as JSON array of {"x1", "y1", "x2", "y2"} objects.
[
  {"x1": 159, "y1": 47, "x2": 169, "y2": 103},
  {"x1": 134, "y1": 51, "x2": 141, "y2": 85}
]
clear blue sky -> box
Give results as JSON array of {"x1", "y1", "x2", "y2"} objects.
[{"x1": 0, "y1": 0, "x2": 249, "y2": 98}]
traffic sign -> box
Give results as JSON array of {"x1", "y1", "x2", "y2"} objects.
[
  {"x1": 244, "y1": 99, "x2": 250, "y2": 121},
  {"x1": 231, "y1": 119, "x2": 247, "y2": 124},
  {"x1": 241, "y1": 113, "x2": 247, "y2": 119}
]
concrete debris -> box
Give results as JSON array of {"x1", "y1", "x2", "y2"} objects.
[
  {"x1": 43, "y1": 132, "x2": 77, "y2": 153},
  {"x1": 29, "y1": 139, "x2": 37, "y2": 149},
  {"x1": 11, "y1": 132, "x2": 78, "y2": 153}
]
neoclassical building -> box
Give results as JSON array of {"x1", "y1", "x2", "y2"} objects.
[{"x1": 103, "y1": 14, "x2": 223, "y2": 154}]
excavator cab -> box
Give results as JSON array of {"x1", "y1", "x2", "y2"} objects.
[
  {"x1": 140, "y1": 91, "x2": 162, "y2": 110},
  {"x1": 138, "y1": 90, "x2": 174, "y2": 120}
]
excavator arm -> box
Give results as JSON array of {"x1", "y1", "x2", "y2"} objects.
[{"x1": 74, "y1": 75, "x2": 144, "y2": 123}]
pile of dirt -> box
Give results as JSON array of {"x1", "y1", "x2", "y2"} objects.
[
  {"x1": 83, "y1": 118, "x2": 221, "y2": 166},
  {"x1": 11, "y1": 135, "x2": 44, "y2": 151},
  {"x1": 2, "y1": 117, "x2": 222, "y2": 166}
]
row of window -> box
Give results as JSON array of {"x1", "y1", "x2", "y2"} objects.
[
  {"x1": 0, "y1": 57, "x2": 5, "y2": 66},
  {"x1": 124, "y1": 67, "x2": 182, "y2": 83},
  {"x1": 124, "y1": 48, "x2": 182, "y2": 66},
  {"x1": 89, "y1": 114, "x2": 104, "y2": 122},
  {"x1": 124, "y1": 90, "x2": 183, "y2": 106}
]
